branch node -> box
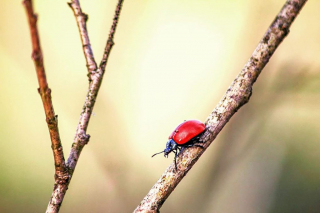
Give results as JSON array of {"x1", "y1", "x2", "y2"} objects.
[
  {"x1": 108, "y1": 38, "x2": 115, "y2": 46},
  {"x1": 31, "y1": 49, "x2": 41, "y2": 60},
  {"x1": 82, "y1": 12, "x2": 88, "y2": 22},
  {"x1": 80, "y1": 133, "x2": 90, "y2": 145},
  {"x1": 33, "y1": 13, "x2": 38, "y2": 22},
  {"x1": 46, "y1": 115, "x2": 57, "y2": 129},
  {"x1": 46, "y1": 88, "x2": 52, "y2": 95}
]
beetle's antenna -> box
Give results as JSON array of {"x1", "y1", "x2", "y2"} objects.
[{"x1": 152, "y1": 151, "x2": 164, "y2": 157}]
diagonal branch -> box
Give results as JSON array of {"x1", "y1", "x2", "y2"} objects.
[
  {"x1": 45, "y1": 0, "x2": 125, "y2": 212},
  {"x1": 134, "y1": 0, "x2": 308, "y2": 212},
  {"x1": 23, "y1": 0, "x2": 67, "y2": 185},
  {"x1": 68, "y1": 0, "x2": 97, "y2": 78}
]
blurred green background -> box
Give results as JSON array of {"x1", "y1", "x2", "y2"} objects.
[{"x1": 1, "y1": 0, "x2": 320, "y2": 212}]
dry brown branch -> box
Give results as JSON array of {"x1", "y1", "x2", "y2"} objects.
[
  {"x1": 134, "y1": 0, "x2": 308, "y2": 212},
  {"x1": 22, "y1": 0, "x2": 67, "y2": 192}
]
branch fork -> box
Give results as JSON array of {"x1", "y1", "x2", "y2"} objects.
[{"x1": 24, "y1": 0, "x2": 124, "y2": 212}]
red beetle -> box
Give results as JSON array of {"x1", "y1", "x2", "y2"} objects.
[{"x1": 152, "y1": 120, "x2": 206, "y2": 170}]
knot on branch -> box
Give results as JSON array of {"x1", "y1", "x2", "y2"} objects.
[
  {"x1": 81, "y1": 12, "x2": 88, "y2": 22},
  {"x1": 67, "y1": 2, "x2": 72, "y2": 8},
  {"x1": 78, "y1": 131, "x2": 90, "y2": 145},
  {"x1": 32, "y1": 49, "x2": 42, "y2": 63},
  {"x1": 86, "y1": 71, "x2": 93, "y2": 82},
  {"x1": 55, "y1": 170, "x2": 70, "y2": 185},
  {"x1": 23, "y1": 1, "x2": 38, "y2": 22},
  {"x1": 68, "y1": 1, "x2": 89, "y2": 22},
  {"x1": 37, "y1": 87, "x2": 51, "y2": 98},
  {"x1": 107, "y1": 38, "x2": 115, "y2": 47},
  {"x1": 32, "y1": 13, "x2": 38, "y2": 22},
  {"x1": 46, "y1": 115, "x2": 58, "y2": 129}
]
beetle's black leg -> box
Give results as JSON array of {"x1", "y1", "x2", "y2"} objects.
[
  {"x1": 179, "y1": 146, "x2": 186, "y2": 153},
  {"x1": 174, "y1": 148, "x2": 178, "y2": 171},
  {"x1": 189, "y1": 131, "x2": 206, "y2": 144},
  {"x1": 185, "y1": 143, "x2": 204, "y2": 149},
  {"x1": 172, "y1": 149, "x2": 178, "y2": 170},
  {"x1": 177, "y1": 146, "x2": 182, "y2": 155},
  {"x1": 193, "y1": 144, "x2": 205, "y2": 149}
]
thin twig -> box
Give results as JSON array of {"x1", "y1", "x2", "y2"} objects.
[
  {"x1": 134, "y1": 0, "x2": 307, "y2": 212},
  {"x1": 99, "y1": 0, "x2": 124, "y2": 72},
  {"x1": 44, "y1": 1, "x2": 125, "y2": 212},
  {"x1": 22, "y1": 0, "x2": 67, "y2": 191},
  {"x1": 68, "y1": 0, "x2": 97, "y2": 78}
]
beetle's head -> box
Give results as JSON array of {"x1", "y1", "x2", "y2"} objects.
[{"x1": 152, "y1": 139, "x2": 177, "y2": 158}]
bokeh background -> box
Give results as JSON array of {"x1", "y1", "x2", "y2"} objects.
[{"x1": 1, "y1": 0, "x2": 320, "y2": 212}]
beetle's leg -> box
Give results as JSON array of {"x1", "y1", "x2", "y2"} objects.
[
  {"x1": 189, "y1": 131, "x2": 206, "y2": 144},
  {"x1": 185, "y1": 143, "x2": 204, "y2": 149},
  {"x1": 177, "y1": 146, "x2": 182, "y2": 155},
  {"x1": 174, "y1": 148, "x2": 178, "y2": 171},
  {"x1": 193, "y1": 144, "x2": 205, "y2": 149},
  {"x1": 172, "y1": 149, "x2": 178, "y2": 170}
]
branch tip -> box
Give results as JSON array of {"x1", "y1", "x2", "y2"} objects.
[{"x1": 69, "y1": 0, "x2": 97, "y2": 75}]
